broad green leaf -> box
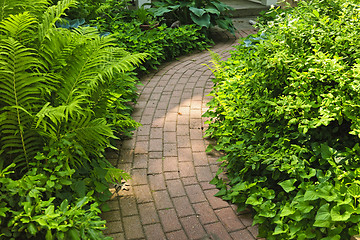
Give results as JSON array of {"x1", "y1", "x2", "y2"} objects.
[
  {"x1": 190, "y1": 12, "x2": 211, "y2": 28},
  {"x1": 300, "y1": 168, "x2": 316, "y2": 179},
  {"x1": 189, "y1": 7, "x2": 206, "y2": 17},
  {"x1": 94, "y1": 181, "x2": 108, "y2": 193},
  {"x1": 273, "y1": 223, "x2": 288, "y2": 235},
  {"x1": 59, "y1": 199, "x2": 68, "y2": 213},
  {"x1": 279, "y1": 179, "x2": 297, "y2": 193},
  {"x1": 313, "y1": 9, "x2": 320, "y2": 18},
  {"x1": 295, "y1": 201, "x2": 314, "y2": 214},
  {"x1": 153, "y1": 7, "x2": 173, "y2": 17},
  {"x1": 330, "y1": 204, "x2": 353, "y2": 221},
  {"x1": 60, "y1": 178, "x2": 72, "y2": 185},
  {"x1": 67, "y1": 228, "x2": 81, "y2": 240},
  {"x1": 317, "y1": 184, "x2": 338, "y2": 202},
  {"x1": 75, "y1": 196, "x2": 88, "y2": 208},
  {"x1": 262, "y1": 189, "x2": 275, "y2": 200},
  {"x1": 46, "y1": 229, "x2": 53, "y2": 240},
  {"x1": 348, "y1": 183, "x2": 360, "y2": 198},
  {"x1": 205, "y1": 6, "x2": 220, "y2": 16},
  {"x1": 29, "y1": 188, "x2": 40, "y2": 198},
  {"x1": 209, "y1": 176, "x2": 219, "y2": 185},
  {"x1": 289, "y1": 223, "x2": 302, "y2": 236},
  {"x1": 314, "y1": 203, "x2": 331, "y2": 228},
  {"x1": 210, "y1": 1, "x2": 227, "y2": 12},
  {"x1": 245, "y1": 194, "x2": 263, "y2": 206},
  {"x1": 320, "y1": 143, "x2": 334, "y2": 159},
  {"x1": 47, "y1": 180, "x2": 55, "y2": 188},
  {"x1": 28, "y1": 223, "x2": 37, "y2": 235},
  {"x1": 215, "y1": 19, "x2": 235, "y2": 34},
  {"x1": 0, "y1": 207, "x2": 9, "y2": 217},
  {"x1": 205, "y1": 144, "x2": 214, "y2": 153},
  {"x1": 23, "y1": 202, "x2": 33, "y2": 214},
  {"x1": 258, "y1": 200, "x2": 277, "y2": 218},
  {"x1": 214, "y1": 187, "x2": 227, "y2": 197},
  {"x1": 35, "y1": 218, "x2": 47, "y2": 226},
  {"x1": 349, "y1": 214, "x2": 360, "y2": 223},
  {"x1": 304, "y1": 189, "x2": 319, "y2": 201},
  {"x1": 280, "y1": 203, "x2": 295, "y2": 217},
  {"x1": 45, "y1": 205, "x2": 54, "y2": 215}
]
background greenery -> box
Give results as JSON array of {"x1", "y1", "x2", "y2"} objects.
[
  {"x1": 90, "y1": 0, "x2": 214, "y2": 73},
  {"x1": 205, "y1": 0, "x2": 360, "y2": 239},
  {"x1": 149, "y1": 0, "x2": 235, "y2": 34}
]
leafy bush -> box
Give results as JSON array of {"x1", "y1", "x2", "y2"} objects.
[
  {"x1": 111, "y1": 22, "x2": 213, "y2": 72},
  {"x1": 0, "y1": 161, "x2": 110, "y2": 239},
  {"x1": 205, "y1": 0, "x2": 360, "y2": 239},
  {"x1": 0, "y1": 0, "x2": 143, "y2": 238},
  {"x1": 150, "y1": 0, "x2": 235, "y2": 34},
  {"x1": 94, "y1": 9, "x2": 213, "y2": 73}
]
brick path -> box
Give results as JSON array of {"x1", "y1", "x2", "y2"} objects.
[{"x1": 103, "y1": 27, "x2": 259, "y2": 240}]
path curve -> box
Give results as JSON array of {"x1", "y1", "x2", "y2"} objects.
[{"x1": 103, "y1": 28, "x2": 259, "y2": 240}]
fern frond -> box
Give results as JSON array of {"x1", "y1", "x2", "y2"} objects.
[
  {"x1": 105, "y1": 167, "x2": 131, "y2": 183},
  {"x1": 35, "y1": 98, "x2": 87, "y2": 139},
  {"x1": 95, "y1": 3, "x2": 111, "y2": 15},
  {"x1": 0, "y1": 0, "x2": 49, "y2": 21},
  {"x1": 112, "y1": 49, "x2": 149, "y2": 72},
  {"x1": 57, "y1": 31, "x2": 116, "y2": 105},
  {"x1": 71, "y1": 117, "x2": 116, "y2": 143},
  {"x1": 40, "y1": 28, "x2": 79, "y2": 71},
  {"x1": 67, "y1": 117, "x2": 116, "y2": 159},
  {"x1": 57, "y1": 30, "x2": 148, "y2": 107},
  {"x1": 99, "y1": 49, "x2": 148, "y2": 82},
  {"x1": 0, "y1": 12, "x2": 38, "y2": 44},
  {"x1": 38, "y1": 0, "x2": 77, "y2": 42},
  {"x1": 0, "y1": 38, "x2": 45, "y2": 164}
]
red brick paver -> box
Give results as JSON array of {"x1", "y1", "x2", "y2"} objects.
[{"x1": 103, "y1": 27, "x2": 260, "y2": 239}]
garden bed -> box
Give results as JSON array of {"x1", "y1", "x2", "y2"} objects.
[{"x1": 205, "y1": 0, "x2": 360, "y2": 239}]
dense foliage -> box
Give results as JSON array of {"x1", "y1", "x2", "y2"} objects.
[
  {"x1": 205, "y1": 0, "x2": 360, "y2": 239},
  {"x1": 0, "y1": 0, "x2": 145, "y2": 238},
  {"x1": 92, "y1": 0, "x2": 213, "y2": 73},
  {"x1": 150, "y1": 0, "x2": 235, "y2": 34},
  {"x1": 53, "y1": 0, "x2": 132, "y2": 21}
]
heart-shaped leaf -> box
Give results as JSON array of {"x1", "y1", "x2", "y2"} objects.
[{"x1": 190, "y1": 12, "x2": 211, "y2": 28}]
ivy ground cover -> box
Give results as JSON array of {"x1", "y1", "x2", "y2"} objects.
[{"x1": 204, "y1": 0, "x2": 360, "y2": 239}]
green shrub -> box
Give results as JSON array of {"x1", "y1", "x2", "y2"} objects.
[
  {"x1": 93, "y1": 5, "x2": 213, "y2": 73},
  {"x1": 111, "y1": 22, "x2": 213, "y2": 72},
  {"x1": 0, "y1": 160, "x2": 111, "y2": 239},
  {"x1": 205, "y1": 0, "x2": 360, "y2": 239},
  {"x1": 0, "y1": 0, "x2": 142, "y2": 238}
]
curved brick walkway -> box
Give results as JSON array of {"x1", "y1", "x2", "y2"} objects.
[{"x1": 103, "y1": 28, "x2": 259, "y2": 240}]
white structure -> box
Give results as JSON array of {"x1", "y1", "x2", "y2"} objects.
[
  {"x1": 261, "y1": 0, "x2": 277, "y2": 6},
  {"x1": 138, "y1": 0, "x2": 151, "y2": 8}
]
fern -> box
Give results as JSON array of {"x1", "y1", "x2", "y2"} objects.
[
  {"x1": 0, "y1": 38, "x2": 45, "y2": 165},
  {"x1": 0, "y1": 12, "x2": 38, "y2": 44},
  {"x1": 0, "y1": 0, "x2": 147, "y2": 174},
  {"x1": 40, "y1": 28, "x2": 79, "y2": 71},
  {"x1": 38, "y1": 0, "x2": 77, "y2": 42},
  {"x1": 0, "y1": 0, "x2": 49, "y2": 21}
]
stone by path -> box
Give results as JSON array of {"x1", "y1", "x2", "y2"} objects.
[{"x1": 103, "y1": 27, "x2": 259, "y2": 240}]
